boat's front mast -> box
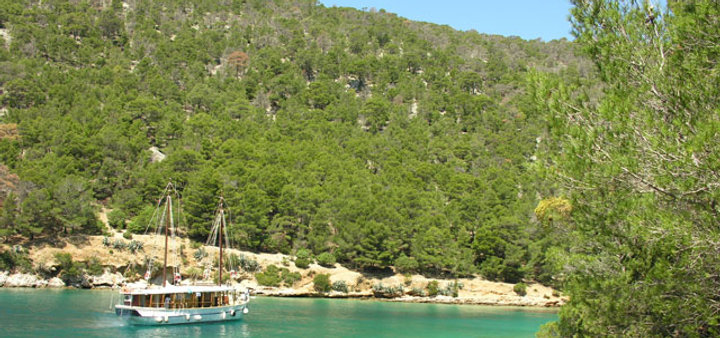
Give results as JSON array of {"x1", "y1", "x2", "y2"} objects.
[{"x1": 163, "y1": 193, "x2": 171, "y2": 287}]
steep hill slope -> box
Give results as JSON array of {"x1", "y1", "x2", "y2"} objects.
[{"x1": 0, "y1": 0, "x2": 589, "y2": 283}]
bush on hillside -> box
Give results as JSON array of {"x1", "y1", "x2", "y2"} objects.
[
  {"x1": 313, "y1": 273, "x2": 331, "y2": 293},
  {"x1": 107, "y1": 209, "x2": 127, "y2": 229},
  {"x1": 316, "y1": 252, "x2": 336, "y2": 267}
]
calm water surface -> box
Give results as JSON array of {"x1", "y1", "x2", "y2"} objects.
[{"x1": 0, "y1": 289, "x2": 556, "y2": 337}]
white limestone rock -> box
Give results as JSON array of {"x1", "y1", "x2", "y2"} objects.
[
  {"x1": 91, "y1": 272, "x2": 124, "y2": 287},
  {"x1": 0, "y1": 271, "x2": 8, "y2": 286},
  {"x1": 148, "y1": 146, "x2": 166, "y2": 163},
  {"x1": 47, "y1": 277, "x2": 65, "y2": 288},
  {"x1": 5, "y1": 273, "x2": 41, "y2": 287}
]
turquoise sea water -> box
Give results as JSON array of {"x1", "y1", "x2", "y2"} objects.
[{"x1": 0, "y1": 289, "x2": 556, "y2": 337}]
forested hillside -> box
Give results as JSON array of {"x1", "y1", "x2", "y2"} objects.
[{"x1": 0, "y1": 0, "x2": 587, "y2": 282}]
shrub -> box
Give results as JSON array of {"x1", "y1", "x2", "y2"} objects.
[
  {"x1": 128, "y1": 240, "x2": 143, "y2": 253},
  {"x1": 239, "y1": 255, "x2": 259, "y2": 272},
  {"x1": 112, "y1": 239, "x2": 126, "y2": 250},
  {"x1": 316, "y1": 252, "x2": 336, "y2": 267},
  {"x1": 186, "y1": 267, "x2": 202, "y2": 280},
  {"x1": 372, "y1": 283, "x2": 404, "y2": 298},
  {"x1": 427, "y1": 280, "x2": 439, "y2": 297},
  {"x1": 439, "y1": 281, "x2": 462, "y2": 297},
  {"x1": 85, "y1": 257, "x2": 104, "y2": 276},
  {"x1": 225, "y1": 253, "x2": 239, "y2": 271},
  {"x1": 55, "y1": 252, "x2": 83, "y2": 281},
  {"x1": 102, "y1": 237, "x2": 111, "y2": 247},
  {"x1": 0, "y1": 250, "x2": 33, "y2": 273},
  {"x1": 255, "y1": 265, "x2": 282, "y2": 286},
  {"x1": 513, "y1": 282, "x2": 527, "y2": 296},
  {"x1": 194, "y1": 247, "x2": 207, "y2": 260},
  {"x1": 190, "y1": 241, "x2": 202, "y2": 249},
  {"x1": 126, "y1": 205, "x2": 155, "y2": 234},
  {"x1": 394, "y1": 255, "x2": 419, "y2": 273},
  {"x1": 123, "y1": 231, "x2": 133, "y2": 240},
  {"x1": 331, "y1": 280, "x2": 348, "y2": 293},
  {"x1": 107, "y1": 209, "x2": 127, "y2": 229},
  {"x1": 294, "y1": 257, "x2": 310, "y2": 269},
  {"x1": 281, "y1": 269, "x2": 301, "y2": 286},
  {"x1": 408, "y1": 287, "x2": 426, "y2": 297},
  {"x1": 403, "y1": 273, "x2": 413, "y2": 286},
  {"x1": 313, "y1": 273, "x2": 331, "y2": 293},
  {"x1": 213, "y1": 270, "x2": 231, "y2": 284},
  {"x1": 296, "y1": 248, "x2": 312, "y2": 260},
  {"x1": 294, "y1": 249, "x2": 312, "y2": 268}
]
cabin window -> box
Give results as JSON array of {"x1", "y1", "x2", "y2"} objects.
[{"x1": 132, "y1": 295, "x2": 140, "y2": 306}]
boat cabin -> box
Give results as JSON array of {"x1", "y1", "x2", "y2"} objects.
[{"x1": 122, "y1": 287, "x2": 243, "y2": 309}]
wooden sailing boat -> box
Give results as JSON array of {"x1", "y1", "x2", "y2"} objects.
[{"x1": 115, "y1": 184, "x2": 250, "y2": 325}]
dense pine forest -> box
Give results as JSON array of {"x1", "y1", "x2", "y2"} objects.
[
  {"x1": 0, "y1": 0, "x2": 587, "y2": 284},
  {"x1": 4, "y1": 0, "x2": 719, "y2": 335}
]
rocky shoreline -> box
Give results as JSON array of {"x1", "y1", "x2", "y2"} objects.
[
  {"x1": 0, "y1": 270, "x2": 124, "y2": 289},
  {"x1": 0, "y1": 270, "x2": 563, "y2": 308},
  {"x1": 1, "y1": 234, "x2": 565, "y2": 308}
]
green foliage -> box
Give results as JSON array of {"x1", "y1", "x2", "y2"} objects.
[
  {"x1": 394, "y1": 255, "x2": 419, "y2": 273},
  {"x1": 531, "y1": 0, "x2": 720, "y2": 335},
  {"x1": 255, "y1": 265, "x2": 282, "y2": 287},
  {"x1": 213, "y1": 270, "x2": 231, "y2": 284},
  {"x1": 294, "y1": 257, "x2": 311, "y2": 269},
  {"x1": 255, "y1": 264, "x2": 298, "y2": 287},
  {"x1": 186, "y1": 267, "x2": 203, "y2": 280},
  {"x1": 426, "y1": 280, "x2": 439, "y2": 297},
  {"x1": 408, "y1": 287, "x2": 426, "y2": 297},
  {"x1": 238, "y1": 254, "x2": 260, "y2": 272},
  {"x1": 54, "y1": 252, "x2": 84, "y2": 281},
  {"x1": 107, "y1": 209, "x2": 127, "y2": 229},
  {"x1": 112, "y1": 239, "x2": 126, "y2": 250},
  {"x1": 372, "y1": 283, "x2": 404, "y2": 298},
  {"x1": 294, "y1": 249, "x2": 312, "y2": 268},
  {"x1": 316, "y1": 252, "x2": 336, "y2": 267},
  {"x1": 281, "y1": 269, "x2": 301, "y2": 286},
  {"x1": 513, "y1": 282, "x2": 527, "y2": 297},
  {"x1": 128, "y1": 240, "x2": 143, "y2": 253},
  {"x1": 85, "y1": 257, "x2": 104, "y2": 276},
  {"x1": 331, "y1": 280, "x2": 348, "y2": 293},
  {"x1": 439, "y1": 281, "x2": 463, "y2": 297},
  {"x1": 193, "y1": 247, "x2": 207, "y2": 260},
  {"x1": 122, "y1": 231, "x2": 133, "y2": 240},
  {"x1": 313, "y1": 273, "x2": 331, "y2": 293},
  {"x1": 0, "y1": 249, "x2": 33, "y2": 273}
]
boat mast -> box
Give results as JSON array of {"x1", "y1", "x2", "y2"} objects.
[
  {"x1": 163, "y1": 193, "x2": 170, "y2": 287},
  {"x1": 218, "y1": 197, "x2": 224, "y2": 286}
]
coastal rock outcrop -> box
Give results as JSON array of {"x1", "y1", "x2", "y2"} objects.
[
  {"x1": 89, "y1": 272, "x2": 124, "y2": 287},
  {"x1": 0, "y1": 271, "x2": 7, "y2": 286},
  {"x1": 5, "y1": 273, "x2": 43, "y2": 287},
  {"x1": 47, "y1": 277, "x2": 65, "y2": 288}
]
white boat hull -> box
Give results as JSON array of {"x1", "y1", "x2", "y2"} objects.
[{"x1": 116, "y1": 304, "x2": 248, "y2": 326}]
